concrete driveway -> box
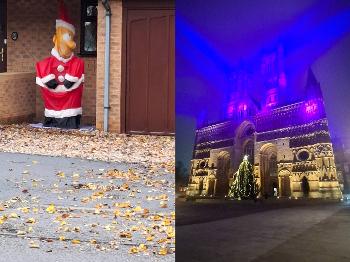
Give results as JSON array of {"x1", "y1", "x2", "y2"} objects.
[{"x1": 0, "y1": 152, "x2": 175, "y2": 262}]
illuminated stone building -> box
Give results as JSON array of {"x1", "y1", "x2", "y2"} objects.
[{"x1": 186, "y1": 47, "x2": 342, "y2": 199}]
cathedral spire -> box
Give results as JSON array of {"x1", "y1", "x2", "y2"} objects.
[{"x1": 305, "y1": 68, "x2": 323, "y2": 98}]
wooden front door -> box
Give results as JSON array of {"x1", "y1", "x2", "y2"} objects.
[
  {"x1": 124, "y1": 6, "x2": 174, "y2": 135},
  {"x1": 0, "y1": 0, "x2": 6, "y2": 72}
]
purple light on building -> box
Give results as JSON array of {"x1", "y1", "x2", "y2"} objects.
[
  {"x1": 238, "y1": 103, "x2": 247, "y2": 111},
  {"x1": 227, "y1": 104, "x2": 234, "y2": 117},
  {"x1": 305, "y1": 100, "x2": 318, "y2": 114}
]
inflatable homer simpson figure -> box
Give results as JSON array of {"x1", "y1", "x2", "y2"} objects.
[{"x1": 36, "y1": 0, "x2": 84, "y2": 129}]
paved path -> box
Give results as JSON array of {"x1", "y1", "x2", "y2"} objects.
[
  {"x1": 176, "y1": 200, "x2": 350, "y2": 261},
  {"x1": 0, "y1": 152, "x2": 175, "y2": 262}
]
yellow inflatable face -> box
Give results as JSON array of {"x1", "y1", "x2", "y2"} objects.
[{"x1": 53, "y1": 27, "x2": 76, "y2": 59}]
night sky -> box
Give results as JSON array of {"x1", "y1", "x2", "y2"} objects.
[{"x1": 176, "y1": 0, "x2": 350, "y2": 173}]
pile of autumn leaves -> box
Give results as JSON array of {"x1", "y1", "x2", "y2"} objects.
[{"x1": 0, "y1": 124, "x2": 175, "y2": 168}]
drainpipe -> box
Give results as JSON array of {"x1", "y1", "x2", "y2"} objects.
[{"x1": 102, "y1": 0, "x2": 111, "y2": 132}]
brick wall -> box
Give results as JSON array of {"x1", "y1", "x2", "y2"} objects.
[
  {"x1": 96, "y1": 0, "x2": 123, "y2": 132},
  {"x1": 6, "y1": 0, "x2": 96, "y2": 125},
  {"x1": 0, "y1": 72, "x2": 36, "y2": 124}
]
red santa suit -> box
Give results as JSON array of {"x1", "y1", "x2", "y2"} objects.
[{"x1": 36, "y1": 48, "x2": 84, "y2": 129}]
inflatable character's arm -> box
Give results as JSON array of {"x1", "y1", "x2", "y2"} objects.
[
  {"x1": 36, "y1": 59, "x2": 58, "y2": 89},
  {"x1": 64, "y1": 58, "x2": 84, "y2": 90}
]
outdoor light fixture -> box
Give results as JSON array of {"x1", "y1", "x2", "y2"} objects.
[{"x1": 11, "y1": 32, "x2": 18, "y2": 41}]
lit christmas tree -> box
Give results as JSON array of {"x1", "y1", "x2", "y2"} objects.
[{"x1": 228, "y1": 155, "x2": 259, "y2": 200}]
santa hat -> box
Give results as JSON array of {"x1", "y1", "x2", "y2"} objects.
[{"x1": 56, "y1": 0, "x2": 75, "y2": 34}]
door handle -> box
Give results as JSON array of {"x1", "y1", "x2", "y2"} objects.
[{"x1": 0, "y1": 48, "x2": 3, "y2": 62}]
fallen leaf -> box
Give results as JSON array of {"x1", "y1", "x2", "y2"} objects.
[
  {"x1": 56, "y1": 172, "x2": 65, "y2": 178},
  {"x1": 59, "y1": 236, "x2": 65, "y2": 241},
  {"x1": 129, "y1": 246, "x2": 139, "y2": 254},
  {"x1": 138, "y1": 244, "x2": 147, "y2": 251},
  {"x1": 160, "y1": 201, "x2": 168, "y2": 208},
  {"x1": 158, "y1": 247, "x2": 168, "y2": 255},
  {"x1": 71, "y1": 239, "x2": 80, "y2": 244},
  {"x1": 29, "y1": 241, "x2": 40, "y2": 248},
  {"x1": 46, "y1": 204, "x2": 56, "y2": 214},
  {"x1": 9, "y1": 213, "x2": 19, "y2": 218},
  {"x1": 26, "y1": 218, "x2": 36, "y2": 224},
  {"x1": 119, "y1": 231, "x2": 132, "y2": 239}
]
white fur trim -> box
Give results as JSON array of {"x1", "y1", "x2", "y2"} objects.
[
  {"x1": 36, "y1": 77, "x2": 46, "y2": 87},
  {"x1": 36, "y1": 74, "x2": 84, "y2": 93},
  {"x1": 65, "y1": 74, "x2": 79, "y2": 82},
  {"x1": 57, "y1": 65, "x2": 64, "y2": 72},
  {"x1": 41, "y1": 74, "x2": 55, "y2": 83},
  {"x1": 56, "y1": 19, "x2": 75, "y2": 34},
  {"x1": 58, "y1": 75, "x2": 65, "y2": 82},
  {"x1": 51, "y1": 48, "x2": 74, "y2": 63},
  {"x1": 45, "y1": 107, "x2": 82, "y2": 118}
]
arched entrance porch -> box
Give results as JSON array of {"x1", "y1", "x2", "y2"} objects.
[
  {"x1": 215, "y1": 151, "x2": 231, "y2": 196},
  {"x1": 259, "y1": 143, "x2": 278, "y2": 197}
]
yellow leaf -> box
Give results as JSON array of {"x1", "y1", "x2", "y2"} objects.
[
  {"x1": 81, "y1": 197, "x2": 90, "y2": 203},
  {"x1": 131, "y1": 225, "x2": 139, "y2": 231},
  {"x1": 166, "y1": 226, "x2": 175, "y2": 238},
  {"x1": 138, "y1": 244, "x2": 147, "y2": 251},
  {"x1": 133, "y1": 206, "x2": 143, "y2": 213},
  {"x1": 129, "y1": 246, "x2": 139, "y2": 254},
  {"x1": 9, "y1": 213, "x2": 19, "y2": 218},
  {"x1": 59, "y1": 236, "x2": 65, "y2": 241},
  {"x1": 121, "y1": 183, "x2": 129, "y2": 190},
  {"x1": 160, "y1": 201, "x2": 168, "y2": 208},
  {"x1": 119, "y1": 231, "x2": 132, "y2": 238},
  {"x1": 152, "y1": 215, "x2": 162, "y2": 221},
  {"x1": 90, "y1": 239, "x2": 97, "y2": 244},
  {"x1": 158, "y1": 247, "x2": 168, "y2": 255},
  {"x1": 56, "y1": 172, "x2": 65, "y2": 178},
  {"x1": 116, "y1": 202, "x2": 130, "y2": 208},
  {"x1": 29, "y1": 241, "x2": 39, "y2": 248},
  {"x1": 21, "y1": 207, "x2": 30, "y2": 213},
  {"x1": 162, "y1": 219, "x2": 172, "y2": 226},
  {"x1": 26, "y1": 218, "x2": 36, "y2": 224},
  {"x1": 71, "y1": 239, "x2": 80, "y2": 244},
  {"x1": 114, "y1": 209, "x2": 121, "y2": 217},
  {"x1": 146, "y1": 235, "x2": 154, "y2": 241},
  {"x1": 0, "y1": 206, "x2": 5, "y2": 211},
  {"x1": 46, "y1": 204, "x2": 56, "y2": 214}
]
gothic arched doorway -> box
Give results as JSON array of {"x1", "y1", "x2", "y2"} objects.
[
  {"x1": 279, "y1": 170, "x2": 291, "y2": 197},
  {"x1": 216, "y1": 151, "x2": 231, "y2": 196},
  {"x1": 207, "y1": 179, "x2": 215, "y2": 196},
  {"x1": 260, "y1": 143, "x2": 278, "y2": 197}
]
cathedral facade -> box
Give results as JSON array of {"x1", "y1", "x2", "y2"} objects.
[{"x1": 186, "y1": 47, "x2": 342, "y2": 199}]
